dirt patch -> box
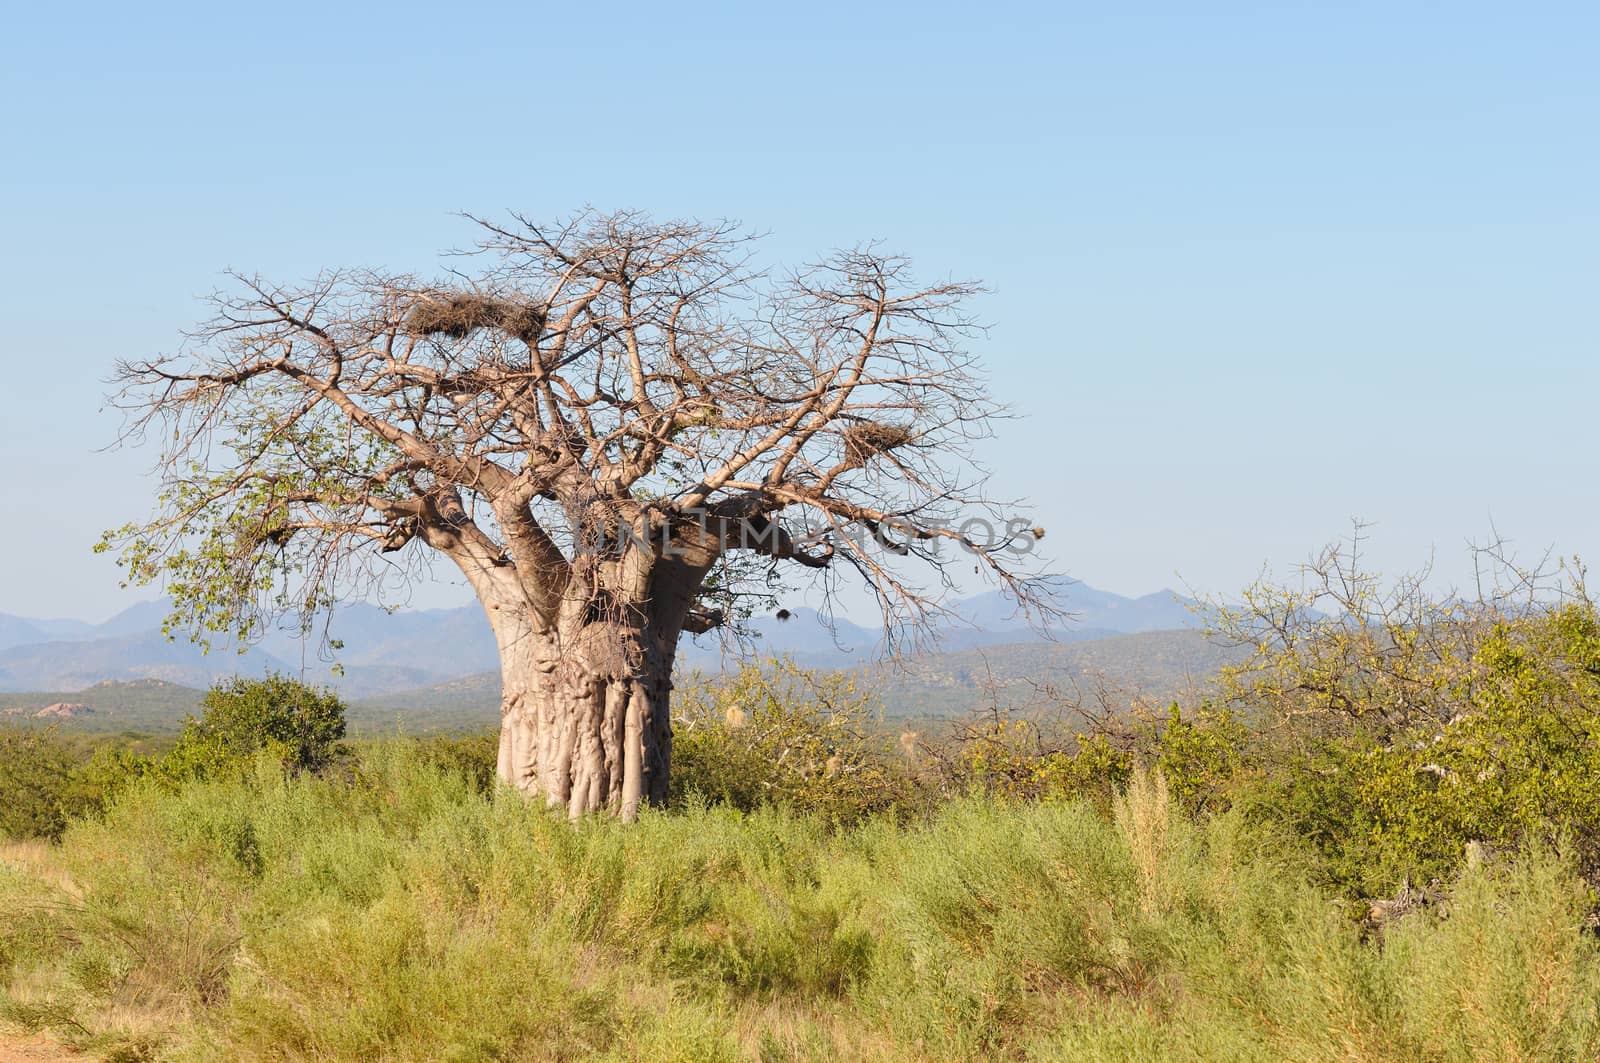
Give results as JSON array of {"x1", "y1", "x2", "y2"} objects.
[{"x1": 0, "y1": 1035, "x2": 81, "y2": 1062}]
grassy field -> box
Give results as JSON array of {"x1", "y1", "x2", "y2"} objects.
[{"x1": 3, "y1": 743, "x2": 1598, "y2": 1062}]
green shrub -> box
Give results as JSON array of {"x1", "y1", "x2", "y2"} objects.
[
  {"x1": 672, "y1": 658, "x2": 919, "y2": 824},
  {"x1": 0, "y1": 725, "x2": 79, "y2": 840},
  {"x1": 161, "y1": 674, "x2": 347, "y2": 782},
  {"x1": 936, "y1": 711, "x2": 1135, "y2": 804},
  {"x1": 1154, "y1": 704, "x2": 1252, "y2": 815},
  {"x1": 1236, "y1": 604, "x2": 1600, "y2": 897},
  {"x1": 411, "y1": 730, "x2": 499, "y2": 793},
  {"x1": 932, "y1": 698, "x2": 1249, "y2": 812},
  {"x1": 1200, "y1": 543, "x2": 1600, "y2": 897},
  {"x1": 0, "y1": 726, "x2": 151, "y2": 841}
]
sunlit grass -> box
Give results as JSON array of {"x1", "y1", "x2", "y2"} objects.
[{"x1": 3, "y1": 745, "x2": 1598, "y2": 1061}]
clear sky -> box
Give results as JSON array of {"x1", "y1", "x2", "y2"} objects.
[{"x1": 1, "y1": 1, "x2": 1595, "y2": 622}]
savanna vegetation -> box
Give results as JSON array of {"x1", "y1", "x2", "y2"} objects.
[{"x1": 5, "y1": 544, "x2": 1600, "y2": 1061}]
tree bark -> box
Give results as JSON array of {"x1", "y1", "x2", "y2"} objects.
[
  {"x1": 447, "y1": 511, "x2": 713, "y2": 822},
  {"x1": 488, "y1": 607, "x2": 675, "y2": 821}
]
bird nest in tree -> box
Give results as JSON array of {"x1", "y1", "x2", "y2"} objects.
[
  {"x1": 842, "y1": 422, "x2": 914, "y2": 467},
  {"x1": 405, "y1": 294, "x2": 545, "y2": 343}
]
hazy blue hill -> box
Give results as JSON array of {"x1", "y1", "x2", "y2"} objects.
[
  {"x1": 0, "y1": 601, "x2": 166, "y2": 651},
  {"x1": 352, "y1": 672, "x2": 504, "y2": 732},
  {"x1": 0, "y1": 614, "x2": 48, "y2": 653},
  {"x1": 0, "y1": 631, "x2": 296, "y2": 693},
  {"x1": 30, "y1": 617, "x2": 101, "y2": 640},
  {"x1": 0, "y1": 582, "x2": 1225, "y2": 709},
  {"x1": 680, "y1": 607, "x2": 881, "y2": 669},
  {"x1": 679, "y1": 583, "x2": 1206, "y2": 667},
  {"x1": 331, "y1": 662, "x2": 463, "y2": 699},
  {"x1": 258, "y1": 602, "x2": 500, "y2": 678},
  {"x1": 923, "y1": 623, "x2": 1127, "y2": 653},
  {"x1": 861, "y1": 629, "x2": 1247, "y2": 718},
  {"x1": 1062, "y1": 585, "x2": 1205, "y2": 632},
  {"x1": 93, "y1": 599, "x2": 179, "y2": 637},
  {"x1": 949, "y1": 584, "x2": 1203, "y2": 636}
]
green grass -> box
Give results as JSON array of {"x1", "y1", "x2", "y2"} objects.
[{"x1": 3, "y1": 744, "x2": 1599, "y2": 1061}]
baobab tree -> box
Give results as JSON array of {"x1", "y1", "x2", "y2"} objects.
[{"x1": 105, "y1": 210, "x2": 1047, "y2": 819}]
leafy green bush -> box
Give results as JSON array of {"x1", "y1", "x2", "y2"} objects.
[
  {"x1": 672, "y1": 658, "x2": 920, "y2": 824},
  {"x1": 926, "y1": 558, "x2": 1600, "y2": 902},
  {"x1": 0, "y1": 726, "x2": 150, "y2": 841},
  {"x1": 161, "y1": 674, "x2": 347, "y2": 782},
  {"x1": 411, "y1": 730, "x2": 499, "y2": 793},
  {"x1": 0, "y1": 726, "x2": 80, "y2": 840},
  {"x1": 1247, "y1": 604, "x2": 1600, "y2": 895},
  {"x1": 934, "y1": 710, "x2": 1135, "y2": 804},
  {"x1": 1202, "y1": 539, "x2": 1600, "y2": 897},
  {"x1": 929, "y1": 698, "x2": 1250, "y2": 815},
  {"x1": 1153, "y1": 704, "x2": 1252, "y2": 815}
]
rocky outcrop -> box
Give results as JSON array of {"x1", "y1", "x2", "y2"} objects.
[{"x1": 30, "y1": 702, "x2": 94, "y2": 719}]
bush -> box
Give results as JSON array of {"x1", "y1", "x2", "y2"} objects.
[
  {"x1": 920, "y1": 550, "x2": 1600, "y2": 902},
  {"x1": 1245, "y1": 605, "x2": 1600, "y2": 896},
  {"x1": 930, "y1": 698, "x2": 1249, "y2": 814},
  {"x1": 933, "y1": 711, "x2": 1135, "y2": 805},
  {"x1": 0, "y1": 726, "x2": 79, "y2": 840},
  {"x1": 412, "y1": 730, "x2": 499, "y2": 793},
  {"x1": 161, "y1": 674, "x2": 347, "y2": 782},
  {"x1": 0, "y1": 726, "x2": 150, "y2": 841},
  {"x1": 1205, "y1": 541, "x2": 1600, "y2": 897},
  {"x1": 1153, "y1": 704, "x2": 1252, "y2": 815},
  {"x1": 671, "y1": 658, "x2": 920, "y2": 824}
]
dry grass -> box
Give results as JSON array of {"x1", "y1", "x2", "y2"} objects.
[
  {"x1": 3, "y1": 747, "x2": 1598, "y2": 1061},
  {"x1": 0, "y1": 845, "x2": 74, "y2": 899},
  {"x1": 1114, "y1": 768, "x2": 1172, "y2": 916}
]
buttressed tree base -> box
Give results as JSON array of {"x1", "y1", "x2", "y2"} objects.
[{"x1": 105, "y1": 210, "x2": 1046, "y2": 819}]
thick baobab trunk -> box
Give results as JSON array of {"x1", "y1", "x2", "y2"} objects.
[
  {"x1": 458, "y1": 510, "x2": 715, "y2": 822},
  {"x1": 488, "y1": 608, "x2": 675, "y2": 821}
]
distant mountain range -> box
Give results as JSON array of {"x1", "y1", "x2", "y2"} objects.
[
  {"x1": 2, "y1": 629, "x2": 1242, "y2": 736},
  {"x1": 0, "y1": 581, "x2": 1214, "y2": 714},
  {"x1": 0, "y1": 601, "x2": 501, "y2": 697},
  {"x1": 708, "y1": 584, "x2": 1205, "y2": 667},
  {"x1": 361, "y1": 627, "x2": 1244, "y2": 727}
]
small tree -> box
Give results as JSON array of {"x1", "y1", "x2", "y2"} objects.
[
  {"x1": 105, "y1": 210, "x2": 1048, "y2": 819},
  {"x1": 0, "y1": 728, "x2": 146, "y2": 840},
  {"x1": 0, "y1": 725, "x2": 79, "y2": 840},
  {"x1": 164, "y1": 675, "x2": 347, "y2": 780},
  {"x1": 1204, "y1": 533, "x2": 1600, "y2": 893}
]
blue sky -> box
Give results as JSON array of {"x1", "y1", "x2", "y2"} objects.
[{"x1": 1, "y1": 1, "x2": 1596, "y2": 621}]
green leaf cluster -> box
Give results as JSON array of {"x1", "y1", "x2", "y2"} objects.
[{"x1": 161, "y1": 674, "x2": 348, "y2": 782}]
